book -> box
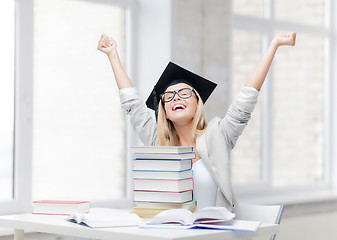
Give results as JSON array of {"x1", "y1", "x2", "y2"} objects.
[
  {"x1": 142, "y1": 220, "x2": 261, "y2": 232},
  {"x1": 131, "y1": 146, "x2": 195, "y2": 210},
  {"x1": 134, "y1": 190, "x2": 193, "y2": 203},
  {"x1": 133, "y1": 159, "x2": 192, "y2": 171},
  {"x1": 66, "y1": 208, "x2": 144, "y2": 228},
  {"x1": 146, "y1": 206, "x2": 235, "y2": 226},
  {"x1": 133, "y1": 169, "x2": 193, "y2": 180},
  {"x1": 32, "y1": 200, "x2": 90, "y2": 215},
  {"x1": 131, "y1": 146, "x2": 193, "y2": 154},
  {"x1": 133, "y1": 201, "x2": 196, "y2": 218},
  {"x1": 134, "y1": 178, "x2": 193, "y2": 192},
  {"x1": 134, "y1": 201, "x2": 196, "y2": 210},
  {"x1": 193, "y1": 220, "x2": 261, "y2": 231},
  {"x1": 134, "y1": 207, "x2": 179, "y2": 219},
  {"x1": 133, "y1": 152, "x2": 196, "y2": 160}
]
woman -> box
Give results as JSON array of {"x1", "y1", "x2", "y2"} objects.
[{"x1": 97, "y1": 32, "x2": 296, "y2": 211}]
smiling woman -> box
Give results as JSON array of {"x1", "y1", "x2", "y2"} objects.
[{"x1": 97, "y1": 32, "x2": 296, "y2": 211}]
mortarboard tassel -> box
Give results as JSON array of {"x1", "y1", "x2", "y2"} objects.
[{"x1": 153, "y1": 90, "x2": 159, "y2": 121}]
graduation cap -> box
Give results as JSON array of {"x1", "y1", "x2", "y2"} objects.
[{"x1": 146, "y1": 62, "x2": 217, "y2": 113}]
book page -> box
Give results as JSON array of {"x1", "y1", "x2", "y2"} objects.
[
  {"x1": 190, "y1": 207, "x2": 235, "y2": 223},
  {"x1": 67, "y1": 208, "x2": 143, "y2": 227},
  {"x1": 196, "y1": 220, "x2": 261, "y2": 232},
  {"x1": 147, "y1": 209, "x2": 193, "y2": 225}
]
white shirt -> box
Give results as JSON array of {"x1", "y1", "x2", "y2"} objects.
[{"x1": 192, "y1": 159, "x2": 218, "y2": 210}]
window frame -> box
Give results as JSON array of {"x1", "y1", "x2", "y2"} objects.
[
  {"x1": 0, "y1": 0, "x2": 137, "y2": 215},
  {"x1": 0, "y1": 0, "x2": 34, "y2": 215},
  {"x1": 229, "y1": 0, "x2": 335, "y2": 203}
]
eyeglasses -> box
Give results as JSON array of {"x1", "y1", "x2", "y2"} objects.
[{"x1": 161, "y1": 88, "x2": 195, "y2": 103}]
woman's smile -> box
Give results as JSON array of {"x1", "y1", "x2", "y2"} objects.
[{"x1": 172, "y1": 102, "x2": 186, "y2": 111}]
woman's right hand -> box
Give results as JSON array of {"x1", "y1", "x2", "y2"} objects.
[
  {"x1": 97, "y1": 34, "x2": 117, "y2": 55},
  {"x1": 273, "y1": 32, "x2": 296, "y2": 47}
]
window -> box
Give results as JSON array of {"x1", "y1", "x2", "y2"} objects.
[
  {"x1": 231, "y1": 30, "x2": 262, "y2": 184},
  {"x1": 32, "y1": 0, "x2": 131, "y2": 202},
  {"x1": 272, "y1": 32, "x2": 324, "y2": 186},
  {"x1": 0, "y1": 1, "x2": 15, "y2": 202},
  {"x1": 0, "y1": 0, "x2": 33, "y2": 215},
  {"x1": 231, "y1": 0, "x2": 328, "y2": 198},
  {"x1": 0, "y1": 0, "x2": 135, "y2": 215}
]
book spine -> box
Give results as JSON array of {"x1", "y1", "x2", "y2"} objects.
[
  {"x1": 133, "y1": 152, "x2": 196, "y2": 160},
  {"x1": 134, "y1": 190, "x2": 193, "y2": 203},
  {"x1": 133, "y1": 159, "x2": 192, "y2": 171},
  {"x1": 130, "y1": 146, "x2": 193, "y2": 154},
  {"x1": 131, "y1": 146, "x2": 195, "y2": 204}
]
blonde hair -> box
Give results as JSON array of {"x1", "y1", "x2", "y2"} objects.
[{"x1": 157, "y1": 90, "x2": 207, "y2": 146}]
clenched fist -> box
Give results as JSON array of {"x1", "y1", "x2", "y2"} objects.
[
  {"x1": 274, "y1": 32, "x2": 296, "y2": 47},
  {"x1": 97, "y1": 34, "x2": 117, "y2": 55}
]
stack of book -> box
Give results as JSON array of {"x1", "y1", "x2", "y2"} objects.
[{"x1": 131, "y1": 146, "x2": 196, "y2": 218}]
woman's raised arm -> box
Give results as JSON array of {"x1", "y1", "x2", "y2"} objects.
[
  {"x1": 97, "y1": 34, "x2": 133, "y2": 89},
  {"x1": 246, "y1": 32, "x2": 296, "y2": 91}
]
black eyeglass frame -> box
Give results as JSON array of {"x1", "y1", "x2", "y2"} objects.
[{"x1": 161, "y1": 87, "x2": 197, "y2": 103}]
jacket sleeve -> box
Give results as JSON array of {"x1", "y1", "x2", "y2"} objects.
[
  {"x1": 220, "y1": 86, "x2": 259, "y2": 149},
  {"x1": 119, "y1": 87, "x2": 158, "y2": 145}
]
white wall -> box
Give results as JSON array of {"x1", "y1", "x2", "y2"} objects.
[
  {"x1": 135, "y1": 0, "x2": 172, "y2": 100},
  {"x1": 171, "y1": 0, "x2": 230, "y2": 121}
]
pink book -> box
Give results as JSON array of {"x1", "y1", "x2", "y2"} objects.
[{"x1": 32, "y1": 200, "x2": 90, "y2": 215}]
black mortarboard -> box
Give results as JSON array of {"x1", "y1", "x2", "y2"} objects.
[{"x1": 146, "y1": 62, "x2": 217, "y2": 112}]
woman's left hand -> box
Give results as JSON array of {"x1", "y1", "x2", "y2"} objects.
[{"x1": 274, "y1": 32, "x2": 296, "y2": 47}]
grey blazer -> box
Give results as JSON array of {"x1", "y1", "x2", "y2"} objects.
[{"x1": 120, "y1": 86, "x2": 259, "y2": 211}]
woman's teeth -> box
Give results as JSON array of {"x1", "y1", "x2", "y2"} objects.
[{"x1": 173, "y1": 103, "x2": 186, "y2": 111}]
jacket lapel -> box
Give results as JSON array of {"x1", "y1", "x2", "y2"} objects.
[{"x1": 196, "y1": 134, "x2": 208, "y2": 162}]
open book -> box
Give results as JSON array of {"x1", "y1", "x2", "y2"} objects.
[
  {"x1": 66, "y1": 208, "x2": 144, "y2": 228},
  {"x1": 147, "y1": 206, "x2": 235, "y2": 225},
  {"x1": 143, "y1": 206, "x2": 261, "y2": 231}
]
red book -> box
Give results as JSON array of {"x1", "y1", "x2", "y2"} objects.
[{"x1": 32, "y1": 200, "x2": 90, "y2": 215}]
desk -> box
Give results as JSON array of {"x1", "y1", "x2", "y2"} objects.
[{"x1": 0, "y1": 214, "x2": 279, "y2": 240}]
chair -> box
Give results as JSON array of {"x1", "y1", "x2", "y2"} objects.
[{"x1": 234, "y1": 203, "x2": 284, "y2": 240}]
